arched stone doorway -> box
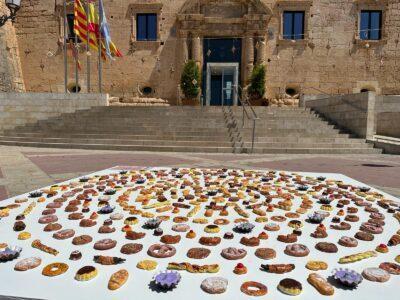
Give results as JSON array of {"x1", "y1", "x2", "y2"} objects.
[{"x1": 177, "y1": 0, "x2": 271, "y2": 106}]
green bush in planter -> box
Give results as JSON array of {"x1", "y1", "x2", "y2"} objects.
[
  {"x1": 181, "y1": 60, "x2": 201, "y2": 99},
  {"x1": 248, "y1": 64, "x2": 266, "y2": 99}
]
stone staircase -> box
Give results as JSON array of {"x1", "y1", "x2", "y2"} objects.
[{"x1": 0, "y1": 106, "x2": 381, "y2": 154}]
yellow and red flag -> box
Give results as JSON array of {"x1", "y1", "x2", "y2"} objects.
[
  {"x1": 73, "y1": 0, "x2": 122, "y2": 60},
  {"x1": 73, "y1": 0, "x2": 99, "y2": 51}
]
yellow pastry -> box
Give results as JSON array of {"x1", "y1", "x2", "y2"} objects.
[
  {"x1": 137, "y1": 260, "x2": 157, "y2": 271},
  {"x1": 18, "y1": 231, "x2": 31, "y2": 240},
  {"x1": 306, "y1": 261, "x2": 328, "y2": 271}
]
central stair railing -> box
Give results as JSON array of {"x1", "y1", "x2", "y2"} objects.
[{"x1": 232, "y1": 85, "x2": 259, "y2": 153}]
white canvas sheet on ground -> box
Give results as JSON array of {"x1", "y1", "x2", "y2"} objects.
[{"x1": 0, "y1": 166, "x2": 399, "y2": 300}]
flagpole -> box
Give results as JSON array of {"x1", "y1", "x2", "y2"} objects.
[
  {"x1": 86, "y1": 0, "x2": 90, "y2": 93},
  {"x1": 75, "y1": 13, "x2": 79, "y2": 93},
  {"x1": 98, "y1": 0, "x2": 102, "y2": 93},
  {"x1": 63, "y1": 0, "x2": 68, "y2": 93}
]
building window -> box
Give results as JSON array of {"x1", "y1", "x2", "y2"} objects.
[
  {"x1": 136, "y1": 13, "x2": 157, "y2": 41},
  {"x1": 66, "y1": 14, "x2": 81, "y2": 42},
  {"x1": 360, "y1": 10, "x2": 382, "y2": 40},
  {"x1": 283, "y1": 11, "x2": 305, "y2": 40}
]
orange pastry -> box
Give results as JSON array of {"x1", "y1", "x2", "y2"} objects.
[
  {"x1": 186, "y1": 230, "x2": 196, "y2": 239},
  {"x1": 376, "y1": 244, "x2": 389, "y2": 253}
]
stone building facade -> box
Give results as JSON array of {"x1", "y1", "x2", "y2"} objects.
[
  {"x1": 0, "y1": 0, "x2": 24, "y2": 92},
  {"x1": 2, "y1": 0, "x2": 400, "y2": 104}
]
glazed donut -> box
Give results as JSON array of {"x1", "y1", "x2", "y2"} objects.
[
  {"x1": 187, "y1": 247, "x2": 211, "y2": 259},
  {"x1": 43, "y1": 223, "x2": 62, "y2": 232},
  {"x1": 120, "y1": 243, "x2": 143, "y2": 255},
  {"x1": 72, "y1": 235, "x2": 93, "y2": 246},
  {"x1": 42, "y1": 262, "x2": 69, "y2": 277},
  {"x1": 255, "y1": 248, "x2": 276, "y2": 260},
  {"x1": 38, "y1": 215, "x2": 58, "y2": 224},
  {"x1": 338, "y1": 236, "x2": 358, "y2": 247},
  {"x1": 93, "y1": 239, "x2": 117, "y2": 250},
  {"x1": 147, "y1": 244, "x2": 176, "y2": 258},
  {"x1": 240, "y1": 236, "x2": 260, "y2": 247},
  {"x1": 220, "y1": 247, "x2": 247, "y2": 260},
  {"x1": 240, "y1": 281, "x2": 268, "y2": 296},
  {"x1": 214, "y1": 218, "x2": 230, "y2": 225},
  {"x1": 53, "y1": 229, "x2": 75, "y2": 240},
  {"x1": 160, "y1": 235, "x2": 181, "y2": 244},
  {"x1": 199, "y1": 236, "x2": 221, "y2": 246},
  {"x1": 284, "y1": 244, "x2": 310, "y2": 257}
]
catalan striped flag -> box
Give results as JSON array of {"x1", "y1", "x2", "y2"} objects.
[{"x1": 73, "y1": 0, "x2": 99, "y2": 51}]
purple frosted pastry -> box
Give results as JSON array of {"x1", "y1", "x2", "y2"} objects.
[
  {"x1": 332, "y1": 268, "x2": 363, "y2": 287},
  {"x1": 153, "y1": 270, "x2": 181, "y2": 290},
  {"x1": 0, "y1": 246, "x2": 22, "y2": 262}
]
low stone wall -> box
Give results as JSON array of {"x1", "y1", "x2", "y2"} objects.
[
  {"x1": 375, "y1": 95, "x2": 400, "y2": 138},
  {"x1": 0, "y1": 93, "x2": 108, "y2": 131},
  {"x1": 301, "y1": 93, "x2": 375, "y2": 138}
]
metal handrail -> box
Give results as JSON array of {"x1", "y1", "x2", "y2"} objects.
[{"x1": 232, "y1": 85, "x2": 259, "y2": 153}]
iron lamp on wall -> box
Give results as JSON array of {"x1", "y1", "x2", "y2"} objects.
[{"x1": 0, "y1": 0, "x2": 21, "y2": 27}]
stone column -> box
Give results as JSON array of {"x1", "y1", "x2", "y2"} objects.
[
  {"x1": 257, "y1": 36, "x2": 267, "y2": 65},
  {"x1": 181, "y1": 34, "x2": 188, "y2": 65},
  {"x1": 192, "y1": 35, "x2": 202, "y2": 68},
  {"x1": 0, "y1": 1, "x2": 25, "y2": 92},
  {"x1": 244, "y1": 35, "x2": 254, "y2": 83}
]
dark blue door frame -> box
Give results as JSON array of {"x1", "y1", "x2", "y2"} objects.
[{"x1": 202, "y1": 38, "x2": 242, "y2": 106}]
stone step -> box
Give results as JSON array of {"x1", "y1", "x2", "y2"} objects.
[
  {"x1": 1, "y1": 132, "x2": 354, "y2": 141},
  {"x1": 0, "y1": 136, "x2": 373, "y2": 149},
  {"x1": 0, "y1": 139, "x2": 381, "y2": 154}
]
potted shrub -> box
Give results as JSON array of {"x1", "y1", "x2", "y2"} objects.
[
  {"x1": 248, "y1": 64, "x2": 267, "y2": 106},
  {"x1": 180, "y1": 60, "x2": 201, "y2": 105}
]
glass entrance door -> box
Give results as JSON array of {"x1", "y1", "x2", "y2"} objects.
[{"x1": 206, "y1": 63, "x2": 239, "y2": 106}]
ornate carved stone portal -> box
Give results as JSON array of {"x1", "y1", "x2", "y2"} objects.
[{"x1": 177, "y1": 0, "x2": 271, "y2": 103}]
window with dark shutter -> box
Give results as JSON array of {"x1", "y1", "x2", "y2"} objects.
[
  {"x1": 283, "y1": 11, "x2": 305, "y2": 40},
  {"x1": 360, "y1": 10, "x2": 382, "y2": 40},
  {"x1": 137, "y1": 13, "x2": 158, "y2": 41}
]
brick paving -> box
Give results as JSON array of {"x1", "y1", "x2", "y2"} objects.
[{"x1": 0, "y1": 146, "x2": 398, "y2": 200}]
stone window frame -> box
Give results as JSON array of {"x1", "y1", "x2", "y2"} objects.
[
  {"x1": 354, "y1": 0, "x2": 388, "y2": 46},
  {"x1": 276, "y1": 0, "x2": 312, "y2": 46},
  {"x1": 128, "y1": 3, "x2": 163, "y2": 47},
  {"x1": 54, "y1": 3, "x2": 86, "y2": 49}
]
